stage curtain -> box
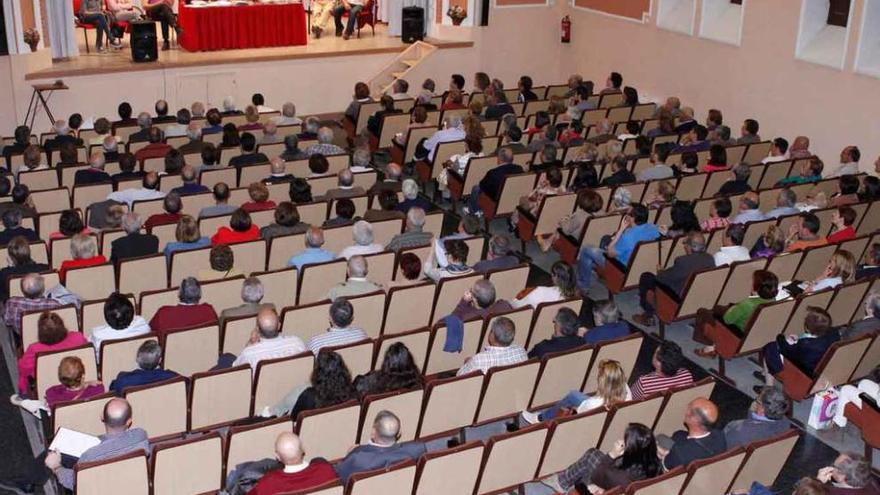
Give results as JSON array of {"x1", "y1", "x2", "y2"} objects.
[{"x1": 178, "y1": 3, "x2": 308, "y2": 52}]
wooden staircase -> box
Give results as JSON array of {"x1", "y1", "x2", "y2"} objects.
[{"x1": 367, "y1": 41, "x2": 438, "y2": 98}]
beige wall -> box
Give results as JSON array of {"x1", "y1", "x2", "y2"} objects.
[{"x1": 568, "y1": 0, "x2": 880, "y2": 172}]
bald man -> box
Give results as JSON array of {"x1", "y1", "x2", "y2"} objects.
[
  {"x1": 74, "y1": 152, "x2": 111, "y2": 186},
  {"x1": 231, "y1": 308, "x2": 306, "y2": 372},
  {"x1": 334, "y1": 410, "x2": 426, "y2": 483},
  {"x1": 368, "y1": 162, "x2": 403, "y2": 195},
  {"x1": 659, "y1": 398, "x2": 726, "y2": 470},
  {"x1": 247, "y1": 432, "x2": 338, "y2": 494},
  {"x1": 3, "y1": 273, "x2": 61, "y2": 335},
  {"x1": 265, "y1": 157, "x2": 295, "y2": 185},
  {"x1": 44, "y1": 398, "x2": 149, "y2": 490},
  {"x1": 171, "y1": 165, "x2": 209, "y2": 196}
]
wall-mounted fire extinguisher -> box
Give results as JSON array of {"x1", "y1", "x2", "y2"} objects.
[{"x1": 561, "y1": 15, "x2": 571, "y2": 43}]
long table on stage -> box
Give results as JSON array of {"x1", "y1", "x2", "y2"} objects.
[{"x1": 178, "y1": 2, "x2": 308, "y2": 52}]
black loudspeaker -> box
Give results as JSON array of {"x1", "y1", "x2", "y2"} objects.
[
  {"x1": 401, "y1": 6, "x2": 424, "y2": 44},
  {"x1": 131, "y1": 20, "x2": 158, "y2": 63}
]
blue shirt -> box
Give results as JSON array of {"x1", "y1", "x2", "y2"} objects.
[
  {"x1": 288, "y1": 247, "x2": 335, "y2": 270},
  {"x1": 583, "y1": 321, "x2": 630, "y2": 345},
  {"x1": 109, "y1": 368, "x2": 179, "y2": 396},
  {"x1": 164, "y1": 237, "x2": 211, "y2": 261},
  {"x1": 614, "y1": 223, "x2": 661, "y2": 265},
  {"x1": 171, "y1": 183, "x2": 210, "y2": 196}
]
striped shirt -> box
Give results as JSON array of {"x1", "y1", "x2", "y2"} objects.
[
  {"x1": 307, "y1": 326, "x2": 368, "y2": 354},
  {"x1": 56, "y1": 428, "x2": 150, "y2": 490},
  {"x1": 233, "y1": 335, "x2": 308, "y2": 373},
  {"x1": 700, "y1": 216, "x2": 729, "y2": 232},
  {"x1": 457, "y1": 345, "x2": 528, "y2": 376},
  {"x1": 631, "y1": 368, "x2": 694, "y2": 401}
]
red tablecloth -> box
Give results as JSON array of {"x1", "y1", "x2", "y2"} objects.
[{"x1": 178, "y1": 2, "x2": 307, "y2": 52}]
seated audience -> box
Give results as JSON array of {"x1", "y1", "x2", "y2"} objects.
[
  {"x1": 0, "y1": 183, "x2": 35, "y2": 220},
  {"x1": 541, "y1": 423, "x2": 661, "y2": 494},
  {"x1": 304, "y1": 127, "x2": 346, "y2": 157},
  {"x1": 16, "y1": 310, "x2": 87, "y2": 396},
  {"x1": 230, "y1": 308, "x2": 306, "y2": 371},
  {"x1": 778, "y1": 156, "x2": 824, "y2": 186},
  {"x1": 241, "y1": 182, "x2": 276, "y2": 214},
  {"x1": 829, "y1": 145, "x2": 860, "y2": 178},
  {"x1": 366, "y1": 95, "x2": 401, "y2": 137},
  {"x1": 815, "y1": 452, "x2": 880, "y2": 494},
  {"x1": 260, "y1": 201, "x2": 308, "y2": 241},
  {"x1": 659, "y1": 398, "x2": 726, "y2": 470},
  {"x1": 737, "y1": 118, "x2": 762, "y2": 145},
  {"x1": 229, "y1": 132, "x2": 269, "y2": 169},
  {"x1": 423, "y1": 239, "x2": 473, "y2": 281},
  {"x1": 832, "y1": 175, "x2": 861, "y2": 207},
  {"x1": 577, "y1": 204, "x2": 661, "y2": 292},
  {"x1": 758, "y1": 306, "x2": 839, "y2": 390},
  {"x1": 633, "y1": 232, "x2": 715, "y2": 326},
  {"x1": 512, "y1": 260, "x2": 576, "y2": 309},
  {"x1": 198, "y1": 244, "x2": 241, "y2": 280},
  {"x1": 334, "y1": 411, "x2": 427, "y2": 483},
  {"x1": 59, "y1": 234, "x2": 106, "y2": 283},
  {"x1": 385, "y1": 207, "x2": 432, "y2": 251},
  {"x1": 287, "y1": 227, "x2": 335, "y2": 269},
  {"x1": 89, "y1": 292, "x2": 151, "y2": 351},
  {"x1": 761, "y1": 137, "x2": 790, "y2": 164},
  {"x1": 3, "y1": 274, "x2": 62, "y2": 337},
  {"x1": 44, "y1": 356, "x2": 105, "y2": 407},
  {"x1": 0, "y1": 237, "x2": 49, "y2": 302},
  {"x1": 265, "y1": 157, "x2": 295, "y2": 184},
  {"x1": 144, "y1": 193, "x2": 183, "y2": 231},
  {"x1": 170, "y1": 165, "x2": 209, "y2": 196},
  {"x1": 694, "y1": 270, "x2": 779, "y2": 358},
  {"x1": 473, "y1": 235, "x2": 518, "y2": 273},
  {"x1": 107, "y1": 171, "x2": 166, "y2": 208},
  {"x1": 354, "y1": 342, "x2": 423, "y2": 396},
  {"x1": 338, "y1": 221, "x2": 383, "y2": 260},
  {"x1": 388, "y1": 253, "x2": 422, "y2": 288},
  {"x1": 323, "y1": 198, "x2": 358, "y2": 228},
  {"x1": 282, "y1": 351, "x2": 357, "y2": 419},
  {"x1": 163, "y1": 215, "x2": 211, "y2": 261},
  {"x1": 108, "y1": 344, "x2": 174, "y2": 393},
  {"x1": 0, "y1": 210, "x2": 38, "y2": 245},
  {"x1": 148, "y1": 277, "x2": 218, "y2": 342},
  {"x1": 826, "y1": 206, "x2": 857, "y2": 243},
  {"x1": 325, "y1": 169, "x2": 366, "y2": 202},
  {"x1": 328, "y1": 255, "x2": 382, "y2": 301},
  {"x1": 718, "y1": 163, "x2": 752, "y2": 195},
  {"x1": 211, "y1": 208, "x2": 260, "y2": 245},
  {"x1": 51, "y1": 209, "x2": 90, "y2": 240},
  {"x1": 74, "y1": 152, "x2": 111, "y2": 186},
  {"x1": 134, "y1": 127, "x2": 170, "y2": 162},
  {"x1": 111, "y1": 152, "x2": 146, "y2": 184},
  {"x1": 397, "y1": 178, "x2": 433, "y2": 213},
  {"x1": 714, "y1": 224, "x2": 750, "y2": 266},
  {"x1": 464, "y1": 148, "x2": 525, "y2": 215},
  {"x1": 220, "y1": 277, "x2": 275, "y2": 325},
  {"x1": 246, "y1": 432, "x2": 339, "y2": 495},
  {"x1": 364, "y1": 190, "x2": 406, "y2": 223},
  {"x1": 523, "y1": 359, "x2": 631, "y2": 424},
  {"x1": 724, "y1": 386, "x2": 791, "y2": 448},
  {"x1": 632, "y1": 341, "x2": 694, "y2": 400},
  {"x1": 199, "y1": 182, "x2": 237, "y2": 218},
  {"x1": 110, "y1": 212, "x2": 159, "y2": 265},
  {"x1": 289, "y1": 178, "x2": 315, "y2": 206},
  {"x1": 765, "y1": 188, "x2": 800, "y2": 219},
  {"x1": 307, "y1": 299, "x2": 368, "y2": 354},
  {"x1": 785, "y1": 212, "x2": 826, "y2": 252},
  {"x1": 528, "y1": 307, "x2": 584, "y2": 359},
  {"x1": 538, "y1": 189, "x2": 604, "y2": 252},
  {"x1": 584, "y1": 300, "x2": 630, "y2": 345},
  {"x1": 731, "y1": 192, "x2": 767, "y2": 224},
  {"x1": 457, "y1": 317, "x2": 527, "y2": 375},
  {"x1": 451, "y1": 279, "x2": 511, "y2": 321},
  {"x1": 600, "y1": 155, "x2": 636, "y2": 187},
  {"x1": 856, "y1": 243, "x2": 880, "y2": 280}
]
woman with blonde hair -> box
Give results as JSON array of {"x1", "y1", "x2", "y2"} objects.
[
  {"x1": 805, "y1": 249, "x2": 855, "y2": 293},
  {"x1": 59, "y1": 234, "x2": 106, "y2": 283},
  {"x1": 521, "y1": 359, "x2": 631, "y2": 424},
  {"x1": 646, "y1": 180, "x2": 675, "y2": 208},
  {"x1": 753, "y1": 224, "x2": 786, "y2": 258}
]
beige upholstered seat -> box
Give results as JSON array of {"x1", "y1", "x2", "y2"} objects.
[
  {"x1": 65, "y1": 263, "x2": 116, "y2": 301},
  {"x1": 475, "y1": 360, "x2": 541, "y2": 424},
  {"x1": 583, "y1": 333, "x2": 642, "y2": 393},
  {"x1": 423, "y1": 318, "x2": 484, "y2": 376},
  {"x1": 347, "y1": 461, "x2": 418, "y2": 495},
  {"x1": 530, "y1": 346, "x2": 593, "y2": 409},
  {"x1": 123, "y1": 377, "x2": 188, "y2": 441},
  {"x1": 358, "y1": 388, "x2": 424, "y2": 443},
  {"x1": 599, "y1": 394, "x2": 665, "y2": 451},
  {"x1": 680, "y1": 448, "x2": 748, "y2": 495},
  {"x1": 485, "y1": 264, "x2": 529, "y2": 303},
  {"x1": 474, "y1": 424, "x2": 549, "y2": 495},
  {"x1": 99, "y1": 334, "x2": 157, "y2": 383},
  {"x1": 224, "y1": 417, "x2": 294, "y2": 478},
  {"x1": 298, "y1": 259, "x2": 348, "y2": 305},
  {"x1": 374, "y1": 329, "x2": 430, "y2": 371},
  {"x1": 252, "y1": 352, "x2": 314, "y2": 414},
  {"x1": 653, "y1": 378, "x2": 716, "y2": 436},
  {"x1": 727, "y1": 430, "x2": 800, "y2": 493},
  {"x1": 151, "y1": 433, "x2": 223, "y2": 495},
  {"x1": 163, "y1": 324, "x2": 220, "y2": 377},
  {"x1": 189, "y1": 366, "x2": 253, "y2": 431},
  {"x1": 51, "y1": 392, "x2": 113, "y2": 437},
  {"x1": 382, "y1": 283, "x2": 435, "y2": 336},
  {"x1": 417, "y1": 373, "x2": 483, "y2": 439},
  {"x1": 75, "y1": 451, "x2": 150, "y2": 495},
  {"x1": 118, "y1": 254, "x2": 169, "y2": 299},
  {"x1": 295, "y1": 400, "x2": 361, "y2": 461},
  {"x1": 35, "y1": 344, "x2": 97, "y2": 399},
  {"x1": 413, "y1": 441, "x2": 484, "y2": 495},
  {"x1": 537, "y1": 409, "x2": 608, "y2": 477}
]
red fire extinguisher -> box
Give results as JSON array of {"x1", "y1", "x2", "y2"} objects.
[{"x1": 561, "y1": 15, "x2": 571, "y2": 43}]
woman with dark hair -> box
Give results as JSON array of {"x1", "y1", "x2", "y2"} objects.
[
  {"x1": 260, "y1": 202, "x2": 309, "y2": 241},
  {"x1": 693, "y1": 270, "x2": 779, "y2": 358},
  {"x1": 16, "y1": 311, "x2": 88, "y2": 396},
  {"x1": 344, "y1": 82, "x2": 373, "y2": 122},
  {"x1": 388, "y1": 253, "x2": 423, "y2": 288},
  {"x1": 198, "y1": 245, "x2": 241, "y2": 280},
  {"x1": 703, "y1": 144, "x2": 729, "y2": 173},
  {"x1": 354, "y1": 342, "x2": 423, "y2": 396},
  {"x1": 859, "y1": 176, "x2": 880, "y2": 202},
  {"x1": 308, "y1": 154, "x2": 331, "y2": 177},
  {"x1": 290, "y1": 351, "x2": 358, "y2": 419},
  {"x1": 289, "y1": 178, "x2": 314, "y2": 204},
  {"x1": 50, "y1": 209, "x2": 90, "y2": 239},
  {"x1": 538, "y1": 189, "x2": 604, "y2": 252},
  {"x1": 543, "y1": 423, "x2": 661, "y2": 493},
  {"x1": 221, "y1": 123, "x2": 240, "y2": 147},
  {"x1": 511, "y1": 261, "x2": 576, "y2": 309},
  {"x1": 623, "y1": 86, "x2": 639, "y2": 106},
  {"x1": 211, "y1": 208, "x2": 259, "y2": 245},
  {"x1": 570, "y1": 161, "x2": 600, "y2": 190},
  {"x1": 323, "y1": 198, "x2": 357, "y2": 228},
  {"x1": 661, "y1": 201, "x2": 700, "y2": 237}
]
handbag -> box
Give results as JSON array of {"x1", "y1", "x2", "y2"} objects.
[{"x1": 807, "y1": 387, "x2": 839, "y2": 430}]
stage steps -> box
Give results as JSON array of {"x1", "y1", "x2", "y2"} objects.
[{"x1": 368, "y1": 41, "x2": 438, "y2": 98}]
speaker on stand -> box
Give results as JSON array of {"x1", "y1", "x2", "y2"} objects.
[
  {"x1": 401, "y1": 6, "x2": 425, "y2": 44},
  {"x1": 131, "y1": 20, "x2": 158, "y2": 63}
]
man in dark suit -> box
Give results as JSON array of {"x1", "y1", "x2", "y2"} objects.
[
  {"x1": 368, "y1": 162, "x2": 402, "y2": 195},
  {"x1": 127, "y1": 113, "x2": 154, "y2": 143},
  {"x1": 0, "y1": 184, "x2": 36, "y2": 220},
  {"x1": 111, "y1": 153, "x2": 146, "y2": 185},
  {"x1": 528, "y1": 307, "x2": 584, "y2": 359},
  {"x1": 600, "y1": 155, "x2": 636, "y2": 187},
  {"x1": 465, "y1": 148, "x2": 524, "y2": 216},
  {"x1": 229, "y1": 132, "x2": 269, "y2": 170},
  {"x1": 484, "y1": 92, "x2": 514, "y2": 120},
  {"x1": 43, "y1": 120, "x2": 82, "y2": 161},
  {"x1": 0, "y1": 209, "x2": 38, "y2": 246},
  {"x1": 324, "y1": 168, "x2": 366, "y2": 202},
  {"x1": 0, "y1": 236, "x2": 49, "y2": 302},
  {"x1": 109, "y1": 340, "x2": 179, "y2": 396},
  {"x1": 366, "y1": 95, "x2": 402, "y2": 138},
  {"x1": 264, "y1": 157, "x2": 296, "y2": 185},
  {"x1": 2, "y1": 125, "x2": 30, "y2": 170},
  {"x1": 499, "y1": 126, "x2": 528, "y2": 155},
  {"x1": 334, "y1": 411, "x2": 426, "y2": 484},
  {"x1": 74, "y1": 152, "x2": 112, "y2": 186},
  {"x1": 633, "y1": 232, "x2": 716, "y2": 326},
  {"x1": 176, "y1": 123, "x2": 206, "y2": 155},
  {"x1": 856, "y1": 243, "x2": 880, "y2": 280},
  {"x1": 724, "y1": 386, "x2": 791, "y2": 448},
  {"x1": 110, "y1": 212, "x2": 159, "y2": 265}
]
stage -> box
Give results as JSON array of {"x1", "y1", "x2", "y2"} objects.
[{"x1": 25, "y1": 23, "x2": 472, "y2": 80}]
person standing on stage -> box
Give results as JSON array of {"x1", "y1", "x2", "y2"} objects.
[
  {"x1": 311, "y1": 0, "x2": 337, "y2": 38},
  {"x1": 143, "y1": 0, "x2": 183, "y2": 51},
  {"x1": 333, "y1": 0, "x2": 365, "y2": 40}
]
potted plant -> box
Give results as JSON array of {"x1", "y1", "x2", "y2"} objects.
[
  {"x1": 23, "y1": 29, "x2": 40, "y2": 52},
  {"x1": 447, "y1": 5, "x2": 467, "y2": 25}
]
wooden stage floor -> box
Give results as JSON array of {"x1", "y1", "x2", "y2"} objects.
[{"x1": 26, "y1": 23, "x2": 471, "y2": 80}]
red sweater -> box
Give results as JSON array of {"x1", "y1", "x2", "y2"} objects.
[
  {"x1": 59, "y1": 255, "x2": 107, "y2": 283},
  {"x1": 241, "y1": 201, "x2": 276, "y2": 213},
  {"x1": 826, "y1": 226, "x2": 855, "y2": 244},
  {"x1": 145, "y1": 212, "x2": 182, "y2": 230},
  {"x1": 211, "y1": 225, "x2": 260, "y2": 245},
  {"x1": 148, "y1": 303, "x2": 218, "y2": 343},
  {"x1": 247, "y1": 461, "x2": 338, "y2": 495}
]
